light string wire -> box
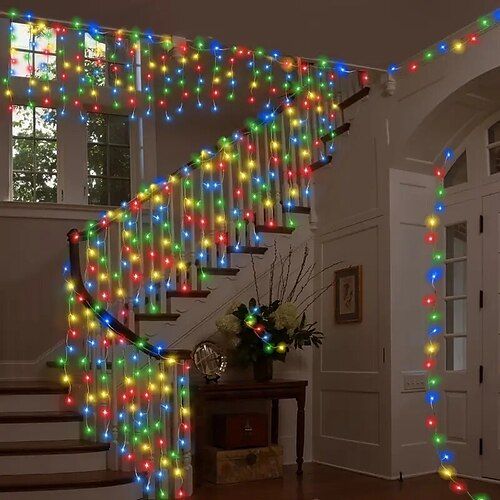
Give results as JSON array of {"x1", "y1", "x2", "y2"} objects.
[{"x1": 424, "y1": 151, "x2": 489, "y2": 500}]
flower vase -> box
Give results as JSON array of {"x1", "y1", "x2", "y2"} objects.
[{"x1": 253, "y1": 357, "x2": 273, "y2": 382}]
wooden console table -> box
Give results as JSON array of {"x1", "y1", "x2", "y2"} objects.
[{"x1": 192, "y1": 379, "x2": 308, "y2": 486}]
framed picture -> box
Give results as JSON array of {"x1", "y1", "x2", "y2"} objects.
[{"x1": 334, "y1": 265, "x2": 362, "y2": 324}]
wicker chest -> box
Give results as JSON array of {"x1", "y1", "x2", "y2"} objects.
[{"x1": 203, "y1": 445, "x2": 283, "y2": 484}]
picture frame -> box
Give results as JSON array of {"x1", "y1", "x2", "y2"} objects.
[{"x1": 334, "y1": 265, "x2": 362, "y2": 324}]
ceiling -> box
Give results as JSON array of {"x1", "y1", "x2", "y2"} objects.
[{"x1": 0, "y1": 0, "x2": 499, "y2": 67}]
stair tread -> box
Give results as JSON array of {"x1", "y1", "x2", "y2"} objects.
[
  {"x1": 0, "y1": 439, "x2": 110, "y2": 455},
  {"x1": 166, "y1": 290, "x2": 210, "y2": 298},
  {"x1": 282, "y1": 204, "x2": 311, "y2": 214},
  {"x1": 0, "y1": 411, "x2": 82, "y2": 423},
  {"x1": 255, "y1": 225, "x2": 295, "y2": 234},
  {"x1": 0, "y1": 469, "x2": 136, "y2": 492},
  {"x1": 135, "y1": 312, "x2": 180, "y2": 321},
  {"x1": 227, "y1": 245, "x2": 267, "y2": 254},
  {"x1": 0, "y1": 380, "x2": 66, "y2": 395},
  {"x1": 201, "y1": 267, "x2": 240, "y2": 276}
]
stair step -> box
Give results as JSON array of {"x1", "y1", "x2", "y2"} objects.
[
  {"x1": 282, "y1": 205, "x2": 311, "y2": 214},
  {"x1": 310, "y1": 155, "x2": 333, "y2": 172},
  {"x1": 135, "y1": 312, "x2": 180, "y2": 321},
  {"x1": 227, "y1": 245, "x2": 267, "y2": 255},
  {"x1": 0, "y1": 412, "x2": 82, "y2": 424},
  {"x1": 200, "y1": 267, "x2": 240, "y2": 276},
  {"x1": 0, "y1": 470, "x2": 137, "y2": 494},
  {"x1": 255, "y1": 225, "x2": 294, "y2": 234},
  {"x1": 320, "y1": 122, "x2": 351, "y2": 143},
  {"x1": 0, "y1": 440, "x2": 109, "y2": 455},
  {"x1": 166, "y1": 290, "x2": 210, "y2": 299},
  {"x1": 0, "y1": 440, "x2": 109, "y2": 475},
  {"x1": 338, "y1": 85, "x2": 370, "y2": 111},
  {"x1": 0, "y1": 381, "x2": 66, "y2": 395}
]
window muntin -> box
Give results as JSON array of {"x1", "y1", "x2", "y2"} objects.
[
  {"x1": 12, "y1": 105, "x2": 57, "y2": 202},
  {"x1": 87, "y1": 113, "x2": 130, "y2": 206},
  {"x1": 444, "y1": 223, "x2": 467, "y2": 371},
  {"x1": 10, "y1": 22, "x2": 57, "y2": 80},
  {"x1": 84, "y1": 32, "x2": 130, "y2": 87}
]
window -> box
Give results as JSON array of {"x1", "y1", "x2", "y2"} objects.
[
  {"x1": 488, "y1": 121, "x2": 500, "y2": 175},
  {"x1": 444, "y1": 151, "x2": 467, "y2": 188},
  {"x1": 10, "y1": 22, "x2": 57, "y2": 80},
  {"x1": 84, "y1": 32, "x2": 130, "y2": 87},
  {"x1": 444, "y1": 222, "x2": 467, "y2": 371},
  {"x1": 87, "y1": 113, "x2": 130, "y2": 206},
  {"x1": 12, "y1": 105, "x2": 57, "y2": 202}
]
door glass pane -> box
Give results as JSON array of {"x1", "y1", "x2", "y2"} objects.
[
  {"x1": 446, "y1": 261, "x2": 467, "y2": 296},
  {"x1": 446, "y1": 337, "x2": 467, "y2": 371},
  {"x1": 444, "y1": 152, "x2": 467, "y2": 188},
  {"x1": 446, "y1": 223, "x2": 467, "y2": 258},
  {"x1": 446, "y1": 298, "x2": 467, "y2": 335},
  {"x1": 489, "y1": 146, "x2": 500, "y2": 175}
]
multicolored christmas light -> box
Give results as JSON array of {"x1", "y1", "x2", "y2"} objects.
[{"x1": 423, "y1": 151, "x2": 490, "y2": 500}]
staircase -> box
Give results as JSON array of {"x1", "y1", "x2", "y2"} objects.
[
  {"x1": 0, "y1": 381, "x2": 142, "y2": 499},
  {"x1": 0, "y1": 69, "x2": 372, "y2": 499}
]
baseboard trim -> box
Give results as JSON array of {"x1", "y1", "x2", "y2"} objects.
[{"x1": 312, "y1": 461, "x2": 436, "y2": 481}]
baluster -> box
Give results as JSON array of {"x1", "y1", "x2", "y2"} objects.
[
  {"x1": 138, "y1": 207, "x2": 146, "y2": 314},
  {"x1": 168, "y1": 179, "x2": 176, "y2": 298},
  {"x1": 270, "y1": 123, "x2": 283, "y2": 227},
  {"x1": 171, "y1": 362, "x2": 182, "y2": 498},
  {"x1": 225, "y1": 149, "x2": 236, "y2": 248},
  {"x1": 254, "y1": 132, "x2": 264, "y2": 228},
  {"x1": 179, "y1": 175, "x2": 186, "y2": 291},
  {"x1": 236, "y1": 140, "x2": 249, "y2": 246},
  {"x1": 159, "y1": 187, "x2": 168, "y2": 315},
  {"x1": 288, "y1": 109, "x2": 299, "y2": 210},
  {"x1": 262, "y1": 124, "x2": 273, "y2": 226},
  {"x1": 216, "y1": 153, "x2": 228, "y2": 267},
  {"x1": 109, "y1": 340, "x2": 119, "y2": 469},
  {"x1": 279, "y1": 113, "x2": 291, "y2": 218},
  {"x1": 186, "y1": 171, "x2": 196, "y2": 291},
  {"x1": 180, "y1": 360, "x2": 193, "y2": 497}
]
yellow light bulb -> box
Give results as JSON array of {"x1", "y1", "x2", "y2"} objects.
[
  {"x1": 66, "y1": 281, "x2": 75, "y2": 291},
  {"x1": 424, "y1": 341, "x2": 440, "y2": 356},
  {"x1": 174, "y1": 468, "x2": 182, "y2": 477},
  {"x1": 277, "y1": 342, "x2": 287, "y2": 353},
  {"x1": 425, "y1": 215, "x2": 439, "y2": 229},
  {"x1": 438, "y1": 465, "x2": 456, "y2": 480},
  {"x1": 62, "y1": 374, "x2": 71, "y2": 384}
]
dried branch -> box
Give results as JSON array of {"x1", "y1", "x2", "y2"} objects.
[
  {"x1": 297, "y1": 281, "x2": 335, "y2": 316},
  {"x1": 250, "y1": 253, "x2": 261, "y2": 305},
  {"x1": 292, "y1": 262, "x2": 315, "y2": 302},
  {"x1": 286, "y1": 245, "x2": 309, "y2": 302},
  {"x1": 268, "y1": 242, "x2": 278, "y2": 305},
  {"x1": 280, "y1": 246, "x2": 293, "y2": 301}
]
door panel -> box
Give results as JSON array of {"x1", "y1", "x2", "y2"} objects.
[
  {"x1": 482, "y1": 193, "x2": 500, "y2": 480},
  {"x1": 440, "y1": 199, "x2": 482, "y2": 476}
]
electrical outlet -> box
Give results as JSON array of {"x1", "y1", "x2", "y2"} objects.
[{"x1": 403, "y1": 371, "x2": 426, "y2": 392}]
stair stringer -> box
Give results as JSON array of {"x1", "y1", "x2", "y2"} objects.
[{"x1": 139, "y1": 223, "x2": 316, "y2": 352}]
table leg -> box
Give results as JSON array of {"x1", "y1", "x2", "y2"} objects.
[
  {"x1": 296, "y1": 392, "x2": 305, "y2": 475},
  {"x1": 271, "y1": 399, "x2": 279, "y2": 444},
  {"x1": 193, "y1": 397, "x2": 205, "y2": 488}
]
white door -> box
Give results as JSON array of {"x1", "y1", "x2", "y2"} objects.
[
  {"x1": 481, "y1": 192, "x2": 500, "y2": 480},
  {"x1": 440, "y1": 198, "x2": 482, "y2": 476}
]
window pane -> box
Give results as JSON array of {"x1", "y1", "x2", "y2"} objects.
[
  {"x1": 35, "y1": 108, "x2": 57, "y2": 139},
  {"x1": 446, "y1": 299, "x2": 467, "y2": 335},
  {"x1": 109, "y1": 147, "x2": 130, "y2": 177},
  {"x1": 109, "y1": 115, "x2": 129, "y2": 145},
  {"x1": 489, "y1": 146, "x2": 500, "y2": 175},
  {"x1": 13, "y1": 138, "x2": 34, "y2": 171},
  {"x1": 12, "y1": 172, "x2": 34, "y2": 201},
  {"x1": 34, "y1": 53, "x2": 56, "y2": 80},
  {"x1": 107, "y1": 37, "x2": 129, "y2": 64},
  {"x1": 11, "y1": 23, "x2": 32, "y2": 51},
  {"x1": 10, "y1": 49, "x2": 32, "y2": 77},
  {"x1": 33, "y1": 27, "x2": 57, "y2": 54},
  {"x1": 488, "y1": 121, "x2": 500, "y2": 144},
  {"x1": 87, "y1": 114, "x2": 107, "y2": 143},
  {"x1": 446, "y1": 223, "x2": 467, "y2": 259},
  {"x1": 12, "y1": 105, "x2": 34, "y2": 137},
  {"x1": 444, "y1": 151, "x2": 467, "y2": 188},
  {"x1": 84, "y1": 59, "x2": 106, "y2": 87},
  {"x1": 88, "y1": 145, "x2": 106, "y2": 176},
  {"x1": 446, "y1": 261, "x2": 467, "y2": 296},
  {"x1": 35, "y1": 141, "x2": 57, "y2": 172},
  {"x1": 84, "y1": 32, "x2": 106, "y2": 59},
  {"x1": 446, "y1": 337, "x2": 467, "y2": 371},
  {"x1": 34, "y1": 173, "x2": 57, "y2": 202},
  {"x1": 109, "y1": 179, "x2": 130, "y2": 206},
  {"x1": 88, "y1": 177, "x2": 108, "y2": 205}
]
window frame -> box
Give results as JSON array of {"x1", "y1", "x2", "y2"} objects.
[
  {"x1": 86, "y1": 112, "x2": 131, "y2": 207},
  {"x1": 10, "y1": 21, "x2": 57, "y2": 80},
  {"x1": 11, "y1": 104, "x2": 58, "y2": 203}
]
